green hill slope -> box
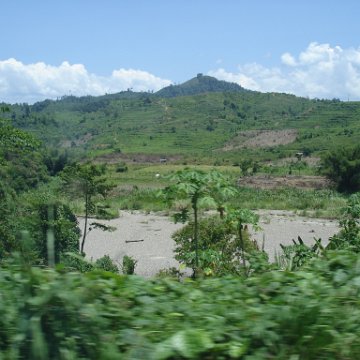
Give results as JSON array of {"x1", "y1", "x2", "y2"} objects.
[{"x1": 5, "y1": 78, "x2": 360, "y2": 164}]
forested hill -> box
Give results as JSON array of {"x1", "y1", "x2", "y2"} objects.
[
  {"x1": 156, "y1": 74, "x2": 248, "y2": 97},
  {"x1": 4, "y1": 76, "x2": 360, "y2": 163}
]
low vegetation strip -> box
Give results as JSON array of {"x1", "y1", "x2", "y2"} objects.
[{"x1": 238, "y1": 175, "x2": 331, "y2": 190}]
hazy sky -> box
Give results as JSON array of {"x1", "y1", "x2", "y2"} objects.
[{"x1": 1, "y1": 0, "x2": 360, "y2": 103}]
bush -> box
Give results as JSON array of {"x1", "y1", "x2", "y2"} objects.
[
  {"x1": 18, "y1": 196, "x2": 81, "y2": 265},
  {"x1": 172, "y1": 216, "x2": 256, "y2": 275},
  {"x1": 156, "y1": 267, "x2": 183, "y2": 280},
  {"x1": 115, "y1": 162, "x2": 128, "y2": 173},
  {"x1": 321, "y1": 145, "x2": 360, "y2": 192},
  {"x1": 327, "y1": 193, "x2": 360, "y2": 251},
  {"x1": 122, "y1": 255, "x2": 137, "y2": 274},
  {"x1": 95, "y1": 255, "x2": 119, "y2": 273}
]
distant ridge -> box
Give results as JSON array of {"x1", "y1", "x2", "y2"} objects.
[{"x1": 155, "y1": 73, "x2": 248, "y2": 98}]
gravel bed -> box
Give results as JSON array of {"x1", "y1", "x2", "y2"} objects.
[{"x1": 79, "y1": 210, "x2": 340, "y2": 277}]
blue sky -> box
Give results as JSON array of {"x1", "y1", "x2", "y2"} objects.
[{"x1": 1, "y1": 0, "x2": 360, "y2": 103}]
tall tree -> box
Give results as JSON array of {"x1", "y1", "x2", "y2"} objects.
[
  {"x1": 0, "y1": 111, "x2": 47, "y2": 258},
  {"x1": 61, "y1": 163, "x2": 112, "y2": 253}
]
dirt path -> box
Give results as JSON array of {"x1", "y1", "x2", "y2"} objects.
[{"x1": 79, "y1": 210, "x2": 339, "y2": 277}]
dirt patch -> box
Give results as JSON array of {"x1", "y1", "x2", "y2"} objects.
[
  {"x1": 222, "y1": 129, "x2": 298, "y2": 150},
  {"x1": 238, "y1": 175, "x2": 332, "y2": 190}
]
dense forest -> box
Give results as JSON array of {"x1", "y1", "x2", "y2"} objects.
[{"x1": 1, "y1": 77, "x2": 360, "y2": 358}]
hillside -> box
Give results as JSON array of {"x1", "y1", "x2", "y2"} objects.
[
  {"x1": 4, "y1": 77, "x2": 360, "y2": 164},
  {"x1": 156, "y1": 73, "x2": 248, "y2": 97}
]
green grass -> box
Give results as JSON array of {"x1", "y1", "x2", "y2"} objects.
[
  {"x1": 104, "y1": 165, "x2": 346, "y2": 217},
  {"x1": 57, "y1": 162, "x2": 346, "y2": 218},
  {"x1": 232, "y1": 187, "x2": 346, "y2": 218}
]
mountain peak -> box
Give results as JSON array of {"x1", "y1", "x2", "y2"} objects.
[{"x1": 156, "y1": 74, "x2": 248, "y2": 98}]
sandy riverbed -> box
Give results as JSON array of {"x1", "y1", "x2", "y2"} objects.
[{"x1": 79, "y1": 210, "x2": 339, "y2": 277}]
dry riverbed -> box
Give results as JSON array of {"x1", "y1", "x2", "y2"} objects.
[{"x1": 79, "y1": 210, "x2": 339, "y2": 277}]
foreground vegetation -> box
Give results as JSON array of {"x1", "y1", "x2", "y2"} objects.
[
  {"x1": 1, "y1": 188, "x2": 360, "y2": 358},
  {"x1": 1, "y1": 247, "x2": 360, "y2": 359}
]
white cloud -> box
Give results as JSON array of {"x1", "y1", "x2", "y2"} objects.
[
  {"x1": 209, "y1": 42, "x2": 360, "y2": 100},
  {"x1": 281, "y1": 52, "x2": 297, "y2": 66},
  {"x1": 3, "y1": 43, "x2": 360, "y2": 103},
  {"x1": 0, "y1": 58, "x2": 172, "y2": 104}
]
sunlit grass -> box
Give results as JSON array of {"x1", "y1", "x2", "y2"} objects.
[{"x1": 61, "y1": 163, "x2": 347, "y2": 218}]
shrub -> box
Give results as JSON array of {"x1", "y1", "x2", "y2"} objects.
[
  {"x1": 122, "y1": 255, "x2": 137, "y2": 274},
  {"x1": 327, "y1": 193, "x2": 360, "y2": 251},
  {"x1": 172, "y1": 216, "x2": 256, "y2": 275},
  {"x1": 18, "y1": 198, "x2": 81, "y2": 265},
  {"x1": 156, "y1": 267, "x2": 183, "y2": 280},
  {"x1": 276, "y1": 236, "x2": 324, "y2": 271},
  {"x1": 321, "y1": 145, "x2": 360, "y2": 192},
  {"x1": 95, "y1": 255, "x2": 119, "y2": 273},
  {"x1": 115, "y1": 162, "x2": 128, "y2": 173}
]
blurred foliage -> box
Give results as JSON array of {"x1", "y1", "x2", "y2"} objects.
[
  {"x1": 1, "y1": 250, "x2": 360, "y2": 358},
  {"x1": 0, "y1": 113, "x2": 56, "y2": 260},
  {"x1": 18, "y1": 196, "x2": 81, "y2": 265}
]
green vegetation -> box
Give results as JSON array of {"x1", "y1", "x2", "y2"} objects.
[
  {"x1": 3, "y1": 78, "x2": 360, "y2": 358},
  {"x1": 61, "y1": 163, "x2": 114, "y2": 252},
  {"x1": 163, "y1": 170, "x2": 237, "y2": 271},
  {"x1": 327, "y1": 193, "x2": 360, "y2": 251},
  {"x1": 1, "y1": 192, "x2": 360, "y2": 358},
  {"x1": 121, "y1": 255, "x2": 137, "y2": 275},
  {"x1": 156, "y1": 73, "x2": 247, "y2": 97},
  {"x1": 172, "y1": 215, "x2": 258, "y2": 276},
  {"x1": 225, "y1": 208, "x2": 260, "y2": 268},
  {"x1": 321, "y1": 144, "x2": 360, "y2": 192},
  {"x1": 2, "y1": 247, "x2": 360, "y2": 358},
  {"x1": 0, "y1": 119, "x2": 48, "y2": 193},
  {"x1": 5, "y1": 76, "x2": 360, "y2": 165}
]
